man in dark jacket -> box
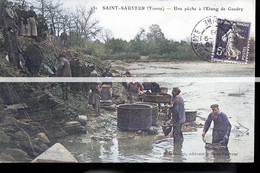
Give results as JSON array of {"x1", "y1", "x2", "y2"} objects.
[
  {"x1": 163, "y1": 87, "x2": 186, "y2": 147},
  {"x1": 171, "y1": 87, "x2": 186, "y2": 146},
  {"x1": 202, "y1": 104, "x2": 232, "y2": 146}
]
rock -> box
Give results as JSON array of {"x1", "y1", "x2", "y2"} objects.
[
  {"x1": 39, "y1": 143, "x2": 49, "y2": 151},
  {"x1": 3, "y1": 148, "x2": 32, "y2": 162},
  {"x1": 37, "y1": 132, "x2": 50, "y2": 144},
  {"x1": 0, "y1": 153, "x2": 16, "y2": 162},
  {"x1": 76, "y1": 115, "x2": 87, "y2": 126},
  {"x1": 0, "y1": 129, "x2": 11, "y2": 144},
  {"x1": 31, "y1": 143, "x2": 78, "y2": 163},
  {"x1": 4, "y1": 103, "x2": 28, "y2": 110},
  {"x1": 64, "y1": 121, "x2": 86, "y2": 135},
  {"x1": 101, "y1": 105, "x2": 117, "y2": 112},
  {"x1": 141, "y1": 127, "x2": 158, "y2": 135},
  {"x1": 46, "y1": 128, "x2": 68, "y2": 139},
  {"x1": 33, "y1": 142, "x2": 49, "y2": 154}
]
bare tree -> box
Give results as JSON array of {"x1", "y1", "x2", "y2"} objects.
[
  {"x1": 100, "y1": 29, "x2": 113, "y2": 43},
  {"x1": 76, "y1": 5, "x2": 101, "y2": 40},
  {"x1": 44, "y1": 0, "x2": 63, "y2": 36},
  {"x1": 36, "y1": 0, "x2": 46, "y2": 17}
]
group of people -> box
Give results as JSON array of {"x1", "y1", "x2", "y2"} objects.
[
  {"x1": 54, "y1": 58, "x2": 232, "y2": 150},
  {"x1": 121, "y1": 71, "x2": 161, "y2": 103},
  {"x1": 16, "y1": 5, "x2": 38, "y2": 37},
  {"x1": 163, "y1": 87, "x2": 232, "y2": 153}
]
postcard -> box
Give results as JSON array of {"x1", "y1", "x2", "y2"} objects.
[{"x1": 0, "y1": 0, "x2": 255, "y2": 164}]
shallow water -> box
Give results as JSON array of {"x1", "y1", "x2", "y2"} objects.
[{"x1": 60, "y1": 61, "x2": 254, "y2": 163}]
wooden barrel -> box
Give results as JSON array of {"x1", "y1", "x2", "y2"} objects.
[
  {"x1": 143, "y1": 93, "x2": 171, "y2": 103},
  {"x1": 134, "y1": 102, "x2": 159, "y2": 126},
  {"x1": 117, "y1": 104, "x2": 152, "y2": 130},
  {"x1": 185, "y1": 110, "x2": 197, "y2": 122}
]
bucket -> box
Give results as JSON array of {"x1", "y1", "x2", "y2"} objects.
[
  {"x1": 117, "y1": 104, "x2": 152, "y2": 130},
  {"x1": 185, "y1": 110, "x2": 197, "y2": 122}
]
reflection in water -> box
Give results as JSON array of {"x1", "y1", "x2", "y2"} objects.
[
  {"x1": 172, "y1": 143, "x2": 184, "y2": 162},
  {"x1": 205, "y1": 146, "x2": 231, "y2": 162},
  {"x1": 118, "y1": 135, "x2": 154, "y2": 156}
]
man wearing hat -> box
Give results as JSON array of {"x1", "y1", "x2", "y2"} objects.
[
  {"x1": 163, "y1": 87, "x2": 186, "y2": 147},
  {"x1": 202, "y1": 104, "x2": 232, "y2": 146}
]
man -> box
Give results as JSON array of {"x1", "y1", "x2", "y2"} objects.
[
  {"x1": 170, "y1": 87, "x2": 186, "y2": 146},
  {"x1": 89, "y1": 66, "x2": 102, "y2": 116},
  {"x1": 101, "y1": 67, "x2": 113, "y2": 101},
  {"x1": 102, "y1": 67, "x2": 113, "y2": 86},
  {"x1": 60, "y1": 31, "x2": 67, "y2": 47},
  {"x1": 142, "y1": 82, "x2": 161, "y2": 94},
  {"x1": 56, "y1": 54, "x2": 72, "y2": 100},
  {"x1": 202, "y1": 104, "x2": 232, "y2": 146},
  {"x1": 124, "y1": 71, "x2": 144, "y2": 103},
  {"x1": 48, "y1": 24, "x2": 55, "y2": 44}
]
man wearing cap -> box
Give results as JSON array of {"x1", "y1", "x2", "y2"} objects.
[
  {"x1": 163, "y1": 87, "x2": 186, "y2": 147},
  {"x1": 171, "y1": 87, "x2": 186, "y2": 145},
  {"x1": 202, "y1": 104, "x2": 232, "y2": 146}
]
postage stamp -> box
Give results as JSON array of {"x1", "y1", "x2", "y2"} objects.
[
  {"x1": 191, "y1": 16, "x2": 218, "y2": 61},
  {"x1": 212, "y1": 19, "x2": 251, "y2": 64}
]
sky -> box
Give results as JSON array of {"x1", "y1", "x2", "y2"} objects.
[{"x1": 29, "y1": 0, "x2": 256, "y2": 41}]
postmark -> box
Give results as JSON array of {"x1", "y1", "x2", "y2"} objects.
[
  {"x1": 212, "y1": 19, "x2": 251, "y2": 64},
  {"x1": 191, "y1": 16, "x2": 218, "y2": 61}
]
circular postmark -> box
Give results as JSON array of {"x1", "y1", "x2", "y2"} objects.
[{"x1": 191, "y1": 16, "x2": 218, "y2": 61}]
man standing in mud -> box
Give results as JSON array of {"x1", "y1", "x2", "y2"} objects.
[
  {"x1": 170, "y1": 87, "x2": 186, "y2": 146},
  {"x1": 202, "y1": 104, "x2": 232, "y2": 146},
  {"x1": 56, "y1": 54, "x2": 72, "y2": 100},
  {"x1": 89, "y1": 66, "x2": 102, "y2": 116}
]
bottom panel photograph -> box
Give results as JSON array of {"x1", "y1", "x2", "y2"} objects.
[{"x1": 0, "y1": 78, "x2": 254, "y2": 163}]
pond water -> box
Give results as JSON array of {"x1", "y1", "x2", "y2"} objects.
[{"x1": 60, "y1": 61, "x2": 254, "y2": 163}]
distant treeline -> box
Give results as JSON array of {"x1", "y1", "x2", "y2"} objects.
[{"x1": 80, "y1": 25, "x2": 202, "y2": 61}]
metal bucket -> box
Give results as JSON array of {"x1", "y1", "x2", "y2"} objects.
[
  {"x1": 134, "y1": 102, "x2": 159, "y2": 126},
  {"x1": 185, "y1": 110, "x2": 197, "y2": 122},
  {"x1": 117, "y1": 104, "x2": 152, "y2": 130}
]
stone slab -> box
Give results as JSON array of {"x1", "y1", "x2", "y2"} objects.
[{"x1": 31, "y1": 143, "x2": 78, "y2": 163}]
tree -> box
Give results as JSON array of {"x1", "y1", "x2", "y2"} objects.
[
  {"x1": 129, "y1": 28, "x2": 148, "y2": 55},
  {"x1": 147, "y1": 24, "x2": 165, "y2": 41},
  {"x1": 100, "y1": 29, "x2": 113, "y2": 43},
  {"x1": 104, "y1": 38, "x2": 127, "y2": 53},
  {"x1": 45, "y1": 0, "x2": 63, "y2": 36}
]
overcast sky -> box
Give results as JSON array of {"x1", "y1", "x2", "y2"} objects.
[{"x1": 33, "y1": 0, "x2": 256, "y2": 41}]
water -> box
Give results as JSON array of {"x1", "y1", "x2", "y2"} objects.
[{"x1": 60, "y1": 61, "x2": 254, "y2": 162}]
